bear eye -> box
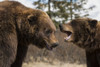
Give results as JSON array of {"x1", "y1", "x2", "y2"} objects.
[{"x1": 45, "y1": 29, "x2": 52, "y2": 35}]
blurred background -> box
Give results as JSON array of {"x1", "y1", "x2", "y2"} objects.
[{"x1": 0, "y1": 0, "x2": 99, "y2": 67}]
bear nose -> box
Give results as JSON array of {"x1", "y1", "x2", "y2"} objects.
[{"x1": 51, "y1": 42, "x2": 59, "y2": 48}]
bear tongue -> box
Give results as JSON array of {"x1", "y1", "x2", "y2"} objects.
[{"x1": 64, "y1": 34, "x2": 71, "y2": 40}]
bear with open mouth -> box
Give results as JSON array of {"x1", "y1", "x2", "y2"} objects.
[{"x1": 59, "y1": 18, "x2": 100, "y2": 67}]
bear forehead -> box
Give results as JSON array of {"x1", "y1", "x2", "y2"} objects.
[
  {"x1": 42, "y1": 19, "x2": 56, "y2": 31},
  {"x1": 24, "y1": 9, "x2": 56, "y2": 31},
  {"x1": 38, "y1": 14, "x2": 56, "y2": 31},
  {"x1": 69, "y1": 18, "x2": 93, "y2": 26},
  {"x1": 71, "y1": 18, "x2": 92, "y2": 23},
  {"x1": 47, "y1": 21, "x2": 56, "y2": 31}
]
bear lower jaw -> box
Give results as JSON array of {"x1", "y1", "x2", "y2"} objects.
[
  {"x1": 44, "y1": 41, "x2": 53, "y2": 50},
  {"x1": 46, "y1": 43, "x2": 52, "y2": 50},
  {"x1": 45, "y1": 42, "x2": 58, "y2": 50}
]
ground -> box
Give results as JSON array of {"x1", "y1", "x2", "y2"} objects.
[{"x1": 22, "y1": 61, "x2": 86, "y2": 67}]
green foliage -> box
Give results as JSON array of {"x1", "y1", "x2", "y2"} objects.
[{"x1": 33, "y1": 0, "x2": 95, "y2": 28}]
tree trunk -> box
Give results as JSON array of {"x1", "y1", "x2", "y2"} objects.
[
  {"x1": 70, "y1": 0, "x2": 73, "y2": 20},
  {"x1": 48, "y1": 0, "x2": 51, "y2": 18}
]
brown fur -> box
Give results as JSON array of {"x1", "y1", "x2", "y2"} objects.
[
  {"x1": 59, "y1": 18, "x2": 100, "y2": 67},
  {"x1": 0, "y1": 1, "x2": 58, "y2": 67}
]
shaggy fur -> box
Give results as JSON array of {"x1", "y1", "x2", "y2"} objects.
[
  {"x1": 59, "y1": 18, "x2": 100, "y2": 67},
  {"x1": 0, "y1": 1, "x2": 58, "y2": 67}
]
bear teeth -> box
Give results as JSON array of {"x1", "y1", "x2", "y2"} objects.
[{"x1": 64, "y1": 35, "x2": 71, "y2": 40}]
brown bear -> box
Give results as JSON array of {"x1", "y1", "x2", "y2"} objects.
[
  {"x1": 0, "y1": 1, "x2": 59, "y2": 67},
  {"x1": 59, "y1": 18, "x2": 100, "y2": 67}
]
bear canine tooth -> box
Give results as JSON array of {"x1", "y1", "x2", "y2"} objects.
[{"x1": 64, "y1": 35, "x2": 71, "y2": 40}]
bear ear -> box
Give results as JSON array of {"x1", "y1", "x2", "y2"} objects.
[
  {"x1": 89, "y1": 20, "x2": 97, "y2": 28},
  {"x1": 27, "y1": 14, "x2": 38, "y2": 25}
]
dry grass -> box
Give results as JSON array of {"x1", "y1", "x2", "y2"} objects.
[{"x1": 23, "y1": 62, "x2": 86, "y2": 67}]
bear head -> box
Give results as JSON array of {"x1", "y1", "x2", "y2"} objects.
[
  {"x1": 59, "y1": 18, "x2": 98, "y2": 50},
  {"x1": 17, "y1": 9, "x2": 59, "y2": 50}
]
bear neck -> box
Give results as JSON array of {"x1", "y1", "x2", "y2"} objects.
[{"x1": 95, "y1": 22, "x2": 100, "y2": 44}]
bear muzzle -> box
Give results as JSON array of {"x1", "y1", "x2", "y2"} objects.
[{"x1": 46, "y1": 42, "x2": 59, "y2": 50}]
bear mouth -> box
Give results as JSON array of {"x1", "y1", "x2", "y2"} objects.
[
  {"x1": 63, "y1": 31, "x2": 72, "y2": 41},
  {"x1": 45, "y1": 42, "x2": 53, "y2": 50},
  {"x1": 45, "y1": 42, "x2": 58, "y2": 50},
  {"x1": 46, "y1": 43, "x2": 52, "y2": 50}
]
